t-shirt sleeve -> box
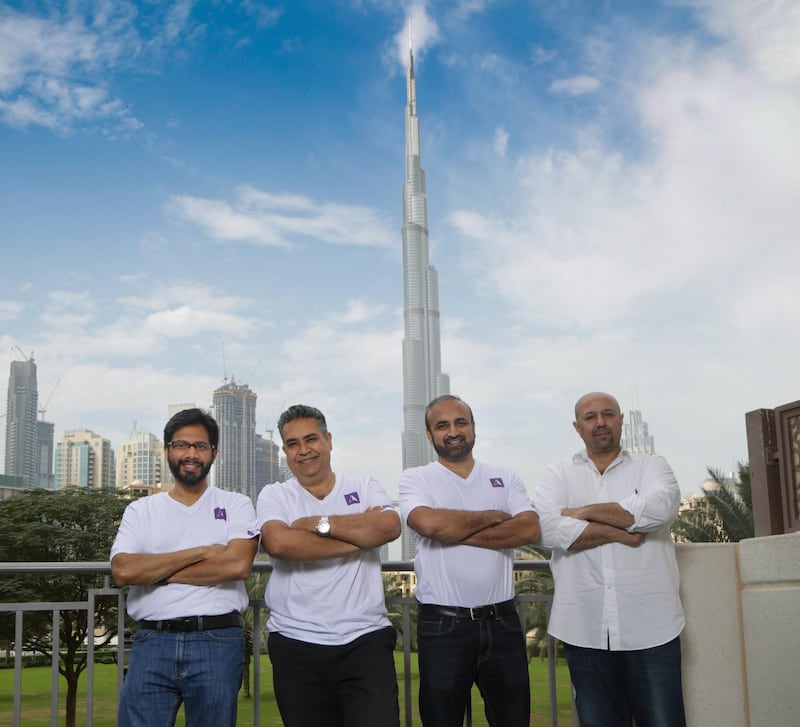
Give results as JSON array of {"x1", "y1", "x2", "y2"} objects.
[
  {"x1": 398, "y1": 468, "x2": 431, "y2": 523},
  {"x1": 109, "y1": 502, "x2": 143, "y2": 559},
  {"x1": 362, "y1": 476, "x2": 396, "y2": 511},
  {"x1": 226, "y1": 494, "x2": 259, "y2": 541},
  {"x1": 256, "y1": 483, "x2": 290, "y2": 529},
  {"x1": 506, "y1": 469, "x2": 535, "y2": 517}
]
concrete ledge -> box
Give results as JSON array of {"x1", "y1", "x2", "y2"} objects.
[{"x1": 676, "y1": 543, "x2": 747, "y2": 727}]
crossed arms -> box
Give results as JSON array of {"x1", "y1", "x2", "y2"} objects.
[
  {"x1": 111, "y1": 537, "x2": 259, "y2": 587},
  {"x1": 406, "y1": 507, "x2": 540, "y2": 550},
  {"x1": 261, "y1": 506, "x2": 401, "y2": 561},
  {"x1": 560, "y1": 503, "x2": 645, "y2": 551}
]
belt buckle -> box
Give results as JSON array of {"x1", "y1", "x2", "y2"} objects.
[{"x1": 470, "y1": 605, "x2": 494, "y2": 620}]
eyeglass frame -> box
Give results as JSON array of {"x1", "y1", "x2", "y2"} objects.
[{"x1": 166, "y1": 440, "x2": 216, "y2": 452}]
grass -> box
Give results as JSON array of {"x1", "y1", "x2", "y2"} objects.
[{"x1": 0, "y1": 651, "x2": 573, "y2": 726}]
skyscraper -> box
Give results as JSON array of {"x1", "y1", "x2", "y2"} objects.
[
  {"x1": 621, "y1": 409, "x2": 656, "y2": 454},
  {"x1": 254, "y1": 431, "x2": 282, "y2": 499},
  {"x1": 117, "y1": 431, "x2": 165, "y2": 490},
  {"x1": 401, "y1": 47, "x2": 450, "y2": 472},
  {"x1": 54, "y1": 429, "x2": 116, "y2": 489},
  {"x1": 212, "y1": 379, "x2": 257, "y2": 502},
  {"x1": 4, "y1": 358, "x2": 39, "y2": 488},
  {"x1": 400, "y1": 47, "x2": 451, "y2": 561},
  {"x1": 37, "y1": 420, "x2": 55, "y2": 489}
]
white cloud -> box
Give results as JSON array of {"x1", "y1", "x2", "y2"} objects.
[
  {"x1": 166, "y1": 185, "x2": 396, "y2": 249},
  {"x1": 548, "y1": 75, "x2": 602, "y2": 96},
  {"x1": 493, "y1": 126, "x2": 509, "y2": 157},
  {"x1": 0, "y1": 4, "x2": 142, "y2": 134},
  {"x1": 391, "y1": 2, "x2": 441, "y2": 70},
  {"x1": 0, "y1": 300, "x2": 23, "y2": 320},
  {"x1": 681, "y1": 0, "x2": 800, "y2": 82}
]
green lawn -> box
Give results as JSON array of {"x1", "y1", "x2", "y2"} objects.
[{"x1": 0, "y1": 652, "x2": 573, "y2": 726}]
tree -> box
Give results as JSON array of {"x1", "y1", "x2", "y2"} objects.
[
  {"x1": 671, "y1": 462, "x2": 754, "y2": 543},
  {"x1": 0, "y1": 488, "x2": 131, "y2": 727}
]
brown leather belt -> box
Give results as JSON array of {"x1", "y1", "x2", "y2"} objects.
[
  {"x1": 139, "y1": 612, "x2": 241, "y2": 632},
  {"x1": 418, "y1": 599, "x2": 516, "y2": 621}
]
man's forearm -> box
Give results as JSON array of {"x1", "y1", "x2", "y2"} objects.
[
  {"x1": 167, "y1": 539, "x2": 258, "y2": 585},
  {"x1": 408, "y1": 507, "x2": 511, "y2": 544},
  {"x1": 563, "y1": 502, "x2": 634, "y2": 530},
  {"x1": 291, "y1": 508, "x2": 401, "y2": 549},
  {"x1": 461, "y1": 511, "x2": 540, "y2": 550},
  {"x1": 111, "y1": 545, "x2": 224, "y2": 586},
  {"x1": 568, "y1": 522, "x2": 645, "y2": 551}
]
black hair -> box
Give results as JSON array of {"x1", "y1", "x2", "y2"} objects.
[{"x1": 164, "y1": 408, "x2": 219, "y2": 448}]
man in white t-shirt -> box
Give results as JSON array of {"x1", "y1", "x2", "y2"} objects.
[
  {"x1": 532, "y1": 392, "x2": 686, "y2": 727},
  {"x1": 256, "y1": 404, "x2": 401, "y2": 727},
  {"x1": 111, "y1": 408, "x2": 259, "y2": 727},
  {"x1": 399, "y1": 395, "x2": 540, "y2": 727}
]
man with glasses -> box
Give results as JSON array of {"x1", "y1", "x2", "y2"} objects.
[{"x1": 111, "y1": 408, "x2": 259, "y2": 727}]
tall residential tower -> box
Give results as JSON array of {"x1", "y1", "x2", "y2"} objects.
[
  {"x1": 212, "y1": 379, "x2": 257, "y2": 502},
  {"x1": 5, "y1": 358, "x2": 39, "y2": 488},
  {"x1": 401, "y1": 48, "x2": 450, "y2": 472}
]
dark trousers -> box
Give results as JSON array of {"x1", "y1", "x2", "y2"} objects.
[
  {"x1": 416, "y1": 610, "x2": 530, "y2": 727},
  {"x1": 563, "y1": 636, "x2": 686, "y2": 727},
  {"x1": 268, "y1": 626, "x2": 400, "y2": 727}
]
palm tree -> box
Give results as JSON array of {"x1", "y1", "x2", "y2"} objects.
[{"x1": 672, "y1": 462, "x2": 754, "y2": 543}]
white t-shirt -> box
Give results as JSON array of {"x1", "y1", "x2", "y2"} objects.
[
  {"x1": 399, "y1": 460, "x2": 534, "y2": 608},
  {"x1": 256, "y1": 473, "x2": 394, "y2": 646},
  {"x1": 111, "y1": 486, "x2": 258, "y2": 621},
  {"x1": 533, "y1": 449, "x2": 685, "y2": 650}
]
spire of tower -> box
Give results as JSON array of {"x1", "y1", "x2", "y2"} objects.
[{"x1": 400, "y1": 43, "x2": 450, "y2": 473}]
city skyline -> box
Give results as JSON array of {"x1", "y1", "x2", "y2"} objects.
[{"x1": 2, "y1": 2, "x2": 799, "y2": 500}]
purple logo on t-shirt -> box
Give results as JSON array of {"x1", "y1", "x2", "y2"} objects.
[
  {"x1": 490, "y1": 478, "x2": 505, "y2": 488},
  {"x1": 214, "y1": 507, "x2": 227, "y2": 520},
  {"x1": 344, "y1": 492, "x2": 360, "y2": 506}
]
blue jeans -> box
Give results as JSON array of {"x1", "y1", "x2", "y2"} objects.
[
  {"x1": 118, "y1": 626, "x2": 243, "y2": 727},
  {"x1": 268, "y1": 626, "x2": 400, "y2": 727},
  {"x1": 416, "y1": 610, "x2": 530, "y2": 727},
  {"x1": 563, "y1": 637, "x2": 686, "y2": 727}
]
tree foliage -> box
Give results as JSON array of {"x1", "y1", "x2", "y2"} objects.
[
  {"x1": 0, "y1": 487, "x2": 131, "y2": 727},
  {"x1": 671, "y1": 462, "x2": 754, "y2": 543}
]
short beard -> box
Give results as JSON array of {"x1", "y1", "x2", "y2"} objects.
[
  {"x1": 168, "y1": 458, "x2": 212, "y2": 487},
  {"x1": 432, "y1": 436, "x2": 475, "y2": 462}
]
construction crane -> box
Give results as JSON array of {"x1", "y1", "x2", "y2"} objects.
[
  {"x1": 39, "y1": 376, "x2": 61, "y2": 421},
  {"x1": 11, "y1": 345, "x2": 33, "y2": 362}
]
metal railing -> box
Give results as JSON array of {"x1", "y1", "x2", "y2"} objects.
[{"x1": 0, "y1": 561, "x2": 561, "y2": 727}]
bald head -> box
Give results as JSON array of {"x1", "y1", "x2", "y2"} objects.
[
  {"x1": 574, "y1": 392, "x2": 621, "y2": 421},
  {"x1": 573, "y1": 392, "x2": 623, "y2": 459}
]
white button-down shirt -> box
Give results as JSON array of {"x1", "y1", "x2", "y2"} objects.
[{"x1": 533, "y1": 450, "x2": 685, "y2": 650}]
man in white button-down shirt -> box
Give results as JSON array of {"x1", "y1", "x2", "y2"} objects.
[{"x1": 533, "y1": 392, "x2": 686, "y2": 727}]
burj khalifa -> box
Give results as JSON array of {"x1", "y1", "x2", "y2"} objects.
[{"x1": 401, "y1": 47, "x2": 450, "y2": 471}]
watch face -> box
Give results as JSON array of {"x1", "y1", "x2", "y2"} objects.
[{"x1": 316, "y1": 517, "x2": 331, "y2": 535}]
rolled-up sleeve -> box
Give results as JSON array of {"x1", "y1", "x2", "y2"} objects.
[
  {"x1": 618, "y1": 455, "x2": 680, "y2": 532},
  {"x1": 532, "y1": 461, "x2": 589, "y2": 551}
]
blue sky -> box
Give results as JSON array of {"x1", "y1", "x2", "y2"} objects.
[{"x1": 2, "y1": 0, "x2": 799, "y2": 500}]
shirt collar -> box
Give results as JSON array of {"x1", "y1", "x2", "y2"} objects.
[{"x1": 572, "y1": 448, "x2": 631, "y2": 471}]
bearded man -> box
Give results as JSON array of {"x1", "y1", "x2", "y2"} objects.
[
  {"x1": 399, "y1": 395, "x2": 540, "y2": 727},
  {"x1": 111, "y1": 408, "x2": 258, "y2": 727}
]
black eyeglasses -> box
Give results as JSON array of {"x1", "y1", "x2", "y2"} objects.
[{"x1": 167, "y1": 441, "x2": 214, "y2": 452}]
